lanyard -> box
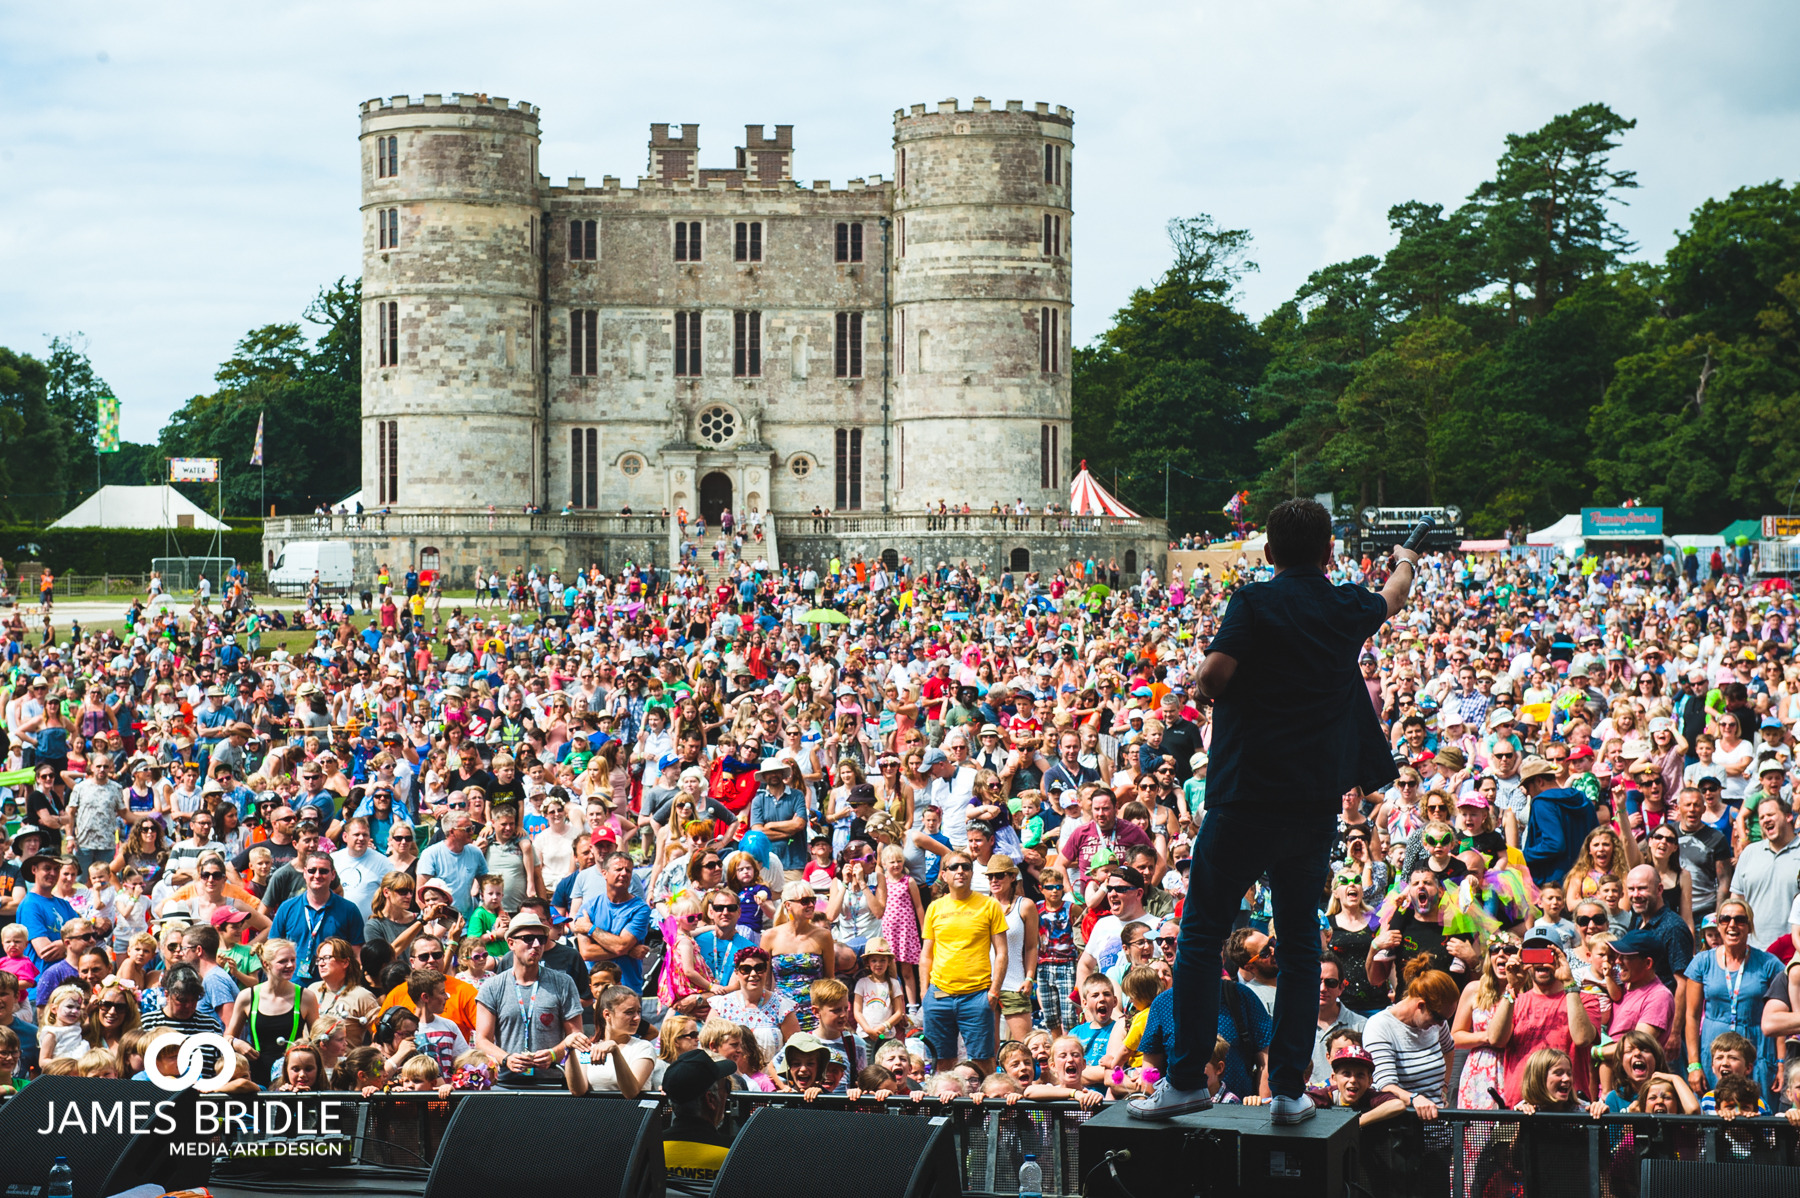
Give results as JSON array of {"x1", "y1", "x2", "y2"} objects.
[{"x1": 1721, "y1": 950, "x2": 1748, "y2": 1028}]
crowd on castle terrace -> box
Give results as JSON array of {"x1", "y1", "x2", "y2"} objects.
[{"x1": 3, "y1": 536, "x2": 1800, "y2": 1186}]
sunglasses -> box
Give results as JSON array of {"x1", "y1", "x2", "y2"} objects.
[
  {"x1": 1104, "y1": 884, "x2": 1139, "y2": 895},
  {"x1": 513, "y1": 934, "x2": 549, "y2": 946},
  {"x1": 200, "y1": 871, "x2": 225, "y2": 881},
  {"x1": 1716, "y1": 913, "x2": 1749, "y2": 925},
  {"x1": 1424, "y1": 835, "x2": 1456, "y2": 848},
  {"x1": 1319, "y1": 977, "x2": 1343, "y2": 989},
  {"x1": 414, "y1": 951, "x2": 445, "y2": 962},
  {"x1": 99, "y1": 1001, "x2": 133, "y2": 1013},
  {"x1": 390, "y1": 834, "x2": 414, "y2": 843},
  {"x1": 1489, "y1": 944, "x2": 1518, "y2": 956},
  {"x1": 738, "y1": 963, "x2": 768, "y2": 975},
  {"x1": 1154, "y1": 936, "x2": 1178, "y2": 948},
  {"x1": 711, "y1": 904, "x2": 741, "y2": 913},
  {"x1": 1574, "y1": 914, "x2": 1608, "y2": 927}
]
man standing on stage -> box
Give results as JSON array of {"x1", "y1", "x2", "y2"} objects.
[{"x1": 1131, "y1": 497, "x2": 1418, "y2": 1124}]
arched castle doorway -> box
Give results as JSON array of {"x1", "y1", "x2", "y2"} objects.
[{"x1": 700, "y1": 471, "x2": 733, "y2": 527}]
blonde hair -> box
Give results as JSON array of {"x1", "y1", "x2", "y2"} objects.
[
  {"x1": 660, "y1": 1014, "x2": 699, "y2": 1062},
  {"x1": 78, "y1": 1047, "x2": 121, "y2": 1077},
  {"x1": 258, "y1": 937, "x2": 299, "y2": 969},
  {"x1": 400, "y1": 1054, "x2": 441, "y2": 1084},
  {"x1": 43, "y1": 984, "x2": 87, "y2": 1026},
  {"x1": 700, "y1": 1019, "x2": 764, "y2": 1074}
]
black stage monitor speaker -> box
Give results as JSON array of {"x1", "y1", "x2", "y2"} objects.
[
  {"x1": 1079, "y1": 1100, "x2": 1360, "y2": 1198},
  {"x1": 422, "y1": 1094, "x2": 663, "y2": 1198},
  {"x1": 710, "y1": 1107, "x2": 963, "y2": 1198},
  {"x1": 1641, "y1": 1159, "x2": 1800, "y2": 1198},
  {"x1": 0, "y1": 1076, "x2": 215, "y2": 1198}
]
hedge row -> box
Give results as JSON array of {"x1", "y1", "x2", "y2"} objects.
[{"x1": 0, "y1": 527, "x2": 266, "y2": 575}]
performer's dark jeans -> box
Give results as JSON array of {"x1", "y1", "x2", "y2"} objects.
[{"x1": 1167, "y1": 803, "x2": 1337, "y2": 1098}]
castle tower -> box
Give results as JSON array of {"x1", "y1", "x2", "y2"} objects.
[
  {"x1": 891, "y1": 98, "x2": 1072, "y2": 512},
  {"x1": 359, "y1": 93, "x2": 543, "y2": 511}
]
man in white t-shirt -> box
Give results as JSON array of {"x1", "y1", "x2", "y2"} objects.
[{"x1": 1076, "y1": 866, "x2": 1158, "y2": 986}]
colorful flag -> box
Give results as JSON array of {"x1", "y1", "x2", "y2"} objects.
[
  {"x1": 96, "y1": 393, "x2": 120, "y2": 453},
  {"x1": 250, "y1": 412, "x2": 264, "y2": 466}
]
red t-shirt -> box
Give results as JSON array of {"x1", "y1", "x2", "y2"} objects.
[{"x1": 1060, "y1": 819, "x2": 1153, "y2": 888}]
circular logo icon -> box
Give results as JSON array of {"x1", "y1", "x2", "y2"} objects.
[{"x1": 144, "y1": 1030, "x2": 237, "y2": 1093}]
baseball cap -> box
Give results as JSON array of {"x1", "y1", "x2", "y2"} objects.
[
  {"x1": 920, "y1": 747, "x2": 949, "y2": 769},
  {"x1": 1330, "y1": 1044, "x2": 1375, "y2": 1068},
  {"x1": 210, "y1": 907, "x2": 251, "y2": 928},
  {"x1": 1609, "y1": 930, "x2": 1658, "y2": 957},
  {"x1": 1521, "y1": 934, "x2": 1560, "y2": 953},
  {"x1": 662, "y1": 1048, "x2": 737, "y2": 1102}
]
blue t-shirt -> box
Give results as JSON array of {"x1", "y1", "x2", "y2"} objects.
[
  {"x1": 268, "y1": 894, "x2": 366, "y2": 985},
  {"x1": 18, "y1": 892, "x2": 78, "y2": 973},
  {"x1": 577, "y1": 892, "x2": 653, "y2": 992},
  {"x1": 748, "y1": 787, "x2": 810, "y2": 871},
  {"x1": 694, "y1": 928, "x2": 759, "y2": 986},
  {"x1": 1140, "y1": 981, "x2": 1270, "y2": 1099},
  {"x1": 418, "y1": 841, "x2": 491, "y2": 916},
  {"x1": 1070, "y1": 1020, "x2": 1112, "y2": 1066}
]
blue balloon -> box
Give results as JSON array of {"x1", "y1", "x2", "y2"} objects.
[{"x1": 737, "y1": 829, "x2": 772, "y2": 862}]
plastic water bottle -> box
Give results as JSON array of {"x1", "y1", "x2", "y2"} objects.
[
  {"x1": 1018, "y1": 1153, "x2": 1042, "y2": 1198},
  {"x1": 48, "y1": 1156, "x2": 73, "y2": 1197}
]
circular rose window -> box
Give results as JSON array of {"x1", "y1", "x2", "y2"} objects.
[
  {"x1": 698, "y1": 406, "x2": 737, "y2": 445},
  {"x1": 790, "y1": 456, "x2": 812, "y2": 478},
  {"x1": 619, "y1": 454, "x2": 643, "y2": 477}
]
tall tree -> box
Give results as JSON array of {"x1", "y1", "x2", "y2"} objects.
[{"x1": 44, "y1": 335, "x2": 112, "y2": 513}]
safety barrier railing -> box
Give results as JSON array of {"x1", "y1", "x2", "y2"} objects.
[{"x1": 53, "y1": 1088, "x2": 1792, "y2": 1198}]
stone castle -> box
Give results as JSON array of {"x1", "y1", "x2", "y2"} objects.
[
  {"x1": 263, "y1": 92, "x2": 1164, "y2": 584},
  {"x1": 360, "y1": 90, "x2": 1077, "y2": 518}
]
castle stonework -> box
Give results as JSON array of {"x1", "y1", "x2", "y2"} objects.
[
  {"x1": 260, "y1": 92, "x2": 1162, "y2": 585},
  {"x1": 360, "y1": 92, "x2": 1073, "y2": 519}
]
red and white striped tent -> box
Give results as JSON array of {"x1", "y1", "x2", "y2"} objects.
[{"x1": 1067, "y1": 461, "x2": 1142, "y2": 518}]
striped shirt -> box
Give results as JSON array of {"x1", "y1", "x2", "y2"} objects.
[{"x1": 1363, "y1": 1009, "x2": 1453, "y2": 1101}]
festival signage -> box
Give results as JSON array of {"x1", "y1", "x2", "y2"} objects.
[
  {"x1": 1761, "y1": 515, "x2": 1800, "y2": 538},
  {"x1": 169, "y1": 457, "x2": 221, "y2": 483},
  {"x1": 1580, "y1": 507, "x2": 1663, "y2": 538}
]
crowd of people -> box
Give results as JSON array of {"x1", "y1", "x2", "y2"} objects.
[{"x1": 1, "y1": 537, "x2": 1799, "y2": 1183}]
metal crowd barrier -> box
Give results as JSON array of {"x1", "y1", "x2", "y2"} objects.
[{"x1": 182, "y1": 1091, "x2": 1800, "y2": 1198}]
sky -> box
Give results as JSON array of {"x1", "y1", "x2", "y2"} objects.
[{"x1": 2, "y1": 1, "x2": 1797, "y2": 442}]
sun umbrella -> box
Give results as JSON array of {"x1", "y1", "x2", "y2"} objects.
[{"x1": 799, "y1": 608, "x2": 850, "y2": 624}]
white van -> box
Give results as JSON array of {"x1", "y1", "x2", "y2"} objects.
[{"x1": 268, "y1": 541, "x2": 355, "y2": 595}]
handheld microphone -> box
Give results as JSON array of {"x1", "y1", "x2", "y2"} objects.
[{"x1": 1402, "y1": 515, "x2": 1436, "y2": 554}]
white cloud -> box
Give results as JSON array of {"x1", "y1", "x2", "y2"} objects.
[{"x1": 0, "y1": 0, "x2": 1795, "y2": 441}]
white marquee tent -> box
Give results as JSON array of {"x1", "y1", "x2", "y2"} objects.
[
  {"x1": 49, "y1": 485, "x2": 230, "y2": 531},
  {"x1": 1068, "y1": 462, "x2": 1141, "y2": 518}
]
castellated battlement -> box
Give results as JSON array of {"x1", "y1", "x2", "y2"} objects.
[
  {"x1": 894, "y1": 98, "x2": 1073, "y2": 126},
  {"x1": 360, "y1": 93, "x2": 540, "y2": 123}
]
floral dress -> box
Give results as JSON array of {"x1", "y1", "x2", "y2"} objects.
[{"x1": 1456, "y1": 1002, "x2": 1503, "y2": 1110}]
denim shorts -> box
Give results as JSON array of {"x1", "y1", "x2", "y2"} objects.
[{"x1": 921, "y1": 985, "x2": 996, "y2": 1062}]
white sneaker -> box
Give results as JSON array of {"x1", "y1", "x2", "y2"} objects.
[
  {"x1": 1269, "y1": 1095, "x2": 1316, "y2": 1125},
  {"x1": 1126, "y1": 1078, "x2": 1214, "y2": 1120}
]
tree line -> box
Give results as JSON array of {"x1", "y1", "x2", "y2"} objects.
[
  {"x1": 0, "y1": 278, "x2": 361, "y2": 523},
  {"x1": 1073, "y1": 103, "x2": 1800, "y2": 537}
]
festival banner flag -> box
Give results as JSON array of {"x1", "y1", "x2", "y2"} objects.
[
  {"x1": 249, "y1": 412, "x2": 264, "y2": 466},
  {"x1": 95, "y1": 393, "x2": 120, "y2": 453}
]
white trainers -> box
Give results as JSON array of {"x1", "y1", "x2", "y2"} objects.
[
  {"x1": 1126, "y1": 1078, "x2": 1214, "y2": 1120},
  {"x1": 1269, "y1": 1095, "x2": 1317, "y2": 1125}
]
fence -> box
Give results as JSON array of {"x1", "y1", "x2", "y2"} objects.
[{"x1": 185, "y1": 1090, "x2": 1800, "y2": 1197}]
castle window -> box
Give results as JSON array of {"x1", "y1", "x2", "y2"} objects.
[
  {"x1": 529, "y1": 215, "x2": 537, "y2": 254},
  {"x1": 377, "y1": 420, "x2": 398, "y2": 505},
  {"x1": 898, "y1": 148, "x2": 906, "y2": 188},
  {"x1": 698, "y1": 406, "x2": 737, "y2": 446},
  {"x1": 674, "y1": 221, "x2": 701, "y2": 262},
  {"x1": 620, "y1": 454, "x2": 644, "y2": 477},
  {"x1": 377, "y1": 301, "x2": 399, "y2": 367},
  {"x1": 734, "y1": 221, "x2": 763, "y2": 262},
  {"x1": 1039, "y1": 307, "x2": 1060, "y2": 374},
  {"x1": 789, "y1": 455, "x2": 812, "y2": 479},
  {"x1": 1044, "y1": 143, "x2": 1063, "y2": 185},
  {"x1": 834, "y1": 428, "x2": 863, "y2": 511},
  {"x1": 376, "y1": 135, "x2": 398, "y2": 179},
  {"x1": 1040, "y1": 425, "x2": 1061, "y2": 489},
  {"x1": 1043, "y1": 214, "x2": 1062, "y2": 257},
  {"x1": 570, "y1": 310, "x2": 598, "y2": 377},
  {"x1": 835, "y1": 222, "x2": 863, "y2": 263},
  {"x1": 733, "y1": 311, "x2": 761, "y2": 377},
  {"x1": 674, "y1": 311, "x2": 702, "y2": 377},
  {"x1": 377, "y1": 208, "x2": 400, "y2": 250},
  {"x1": 898, "y1": 216, "x2": 905, "y2": 257},
  {"x1": 570, "y1": 427, "x2": 599, "y2": 508},
  {"x1": 835, "y1": 312, "x2": 863, "y2": 378},
  {"x1": 569, "y1": 219, "x2": 597, "y2": 261}
]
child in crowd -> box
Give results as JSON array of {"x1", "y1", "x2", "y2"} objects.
[
  {"x1": 1070, "y1": 976, "x2": 1120, "y2": 1077},
  {"x1": 336, "y1": 1046, "x2": 386, "y2": 1092},
  {"x1": 1011, "y1": 791, "x2": 1045, "y2": 850},
  {"x1": 1699, "y1": 1033, "x2": 1769, "y2": 1114},
  {"x1": 802, "y1": 837, "x2": 837, "y2": 890},
  {"x1": 979, "y1": 1071, "x2": 1022, "y2": 1103},
  {"x1": 1527, "y1": 885, "x2": 1579, "y2": 952},
  {"x1": 855, "y1": 1063, "x2": 896, "y2": 1101},
  {"x1": 726, "y1": 853, "x2": 774, "y2": 935},
  {"x1": 118, "y1": 1028, "x2": 151, "y2": 1079},
  {"x1": 1022, "y1": 1035, "x2": 1105, "y2": 1108},
  {"x1": 853, "y1": 939, "x2": 907, "y2": 1050},
  {"x1": 465, "y1": 876, "x2": 510, "y2": 958},
  {"x1": 998, "y1": 1041, "x2": 1037, "y2": 1088},
  {"x1": 1596, "y1": 876, "x2": 1627, "y2": 932},
  {"x1": 449, "y1": 1049, "x2": 495, "y2": 1091},
  {"x1": 395, "y1": 1052, "x2": 455, "y2": 1098},
  {"x1": 1103, "y1": 965, "x2": 1160, "y2": 1074},
  {"x1": 454, "y1": 937, "x2": 493, "y2": 986},
  {"x1": 0, "y1": 1025, "x2": 23, "y2": 1093},
  {"x1": 39, "y1": 984, "x2": 93, "y2": 1065},
  {"x1": 809, "y1": 978, "x2": 861, "y2": 1091},
  {"x1": 408, "y1": 969, "x2": 471, "y2": 1073},
  {"x1": 872, "y1": 1039, "x2": 918, "y2": 1096},
  {"x1": 911, "y1": 1071, "x2": 967, "y2": 1102},
  {"x1": 76, "y1": 1047, "x2": 119, "y2": 1078},
  {"x1": 1327, "y1": 1043, "x2": 1403, "y2": 1123},
  {"x1": 0, "y1": 925, "x2": 38, "y2": 991},
  {"x1": 111, "y1": 869, "x2": 152, "y2": 956},
  {"x1": 1516, "y1": 1048, "x2": 1581, "y2": 1114},
  {"x1": 277, "y1": 1042, "x2": 326, "y2": 1091}
]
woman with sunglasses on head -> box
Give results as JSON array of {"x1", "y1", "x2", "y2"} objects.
[
  {"x1": 761, "y1": 880, "x2": 835, "y2": 1032},
  {"x1": 1363, "y1": 955, "x2": 1459, "y2": 1121},
  {"x1": 1452, "y1": 934, "x2": 1521, "y2": 1109}
]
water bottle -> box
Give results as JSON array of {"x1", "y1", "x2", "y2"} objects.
[
  {"x1": 1018, "y1": 1153, "x2": 1042, "y2": 1198},
  {"x1": 48, "y1": 1156, "x2": 73, "y2": 1198}
]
